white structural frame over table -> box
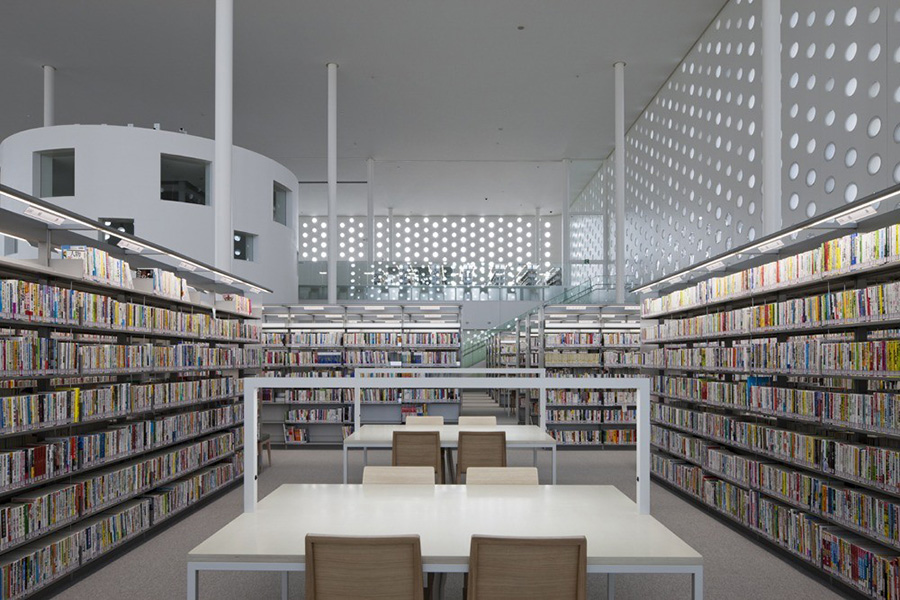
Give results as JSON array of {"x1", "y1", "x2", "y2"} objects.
[
  {"x1": 187, "y1": 484, "x2": 702, "y2": 600},
  {"x1": 242, "y1": 375, "x2": 651, "y2": 514}
]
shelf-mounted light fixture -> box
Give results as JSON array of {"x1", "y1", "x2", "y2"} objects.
[{"x1": 630, "y1": 183, "x2": 900, "y2": 295}]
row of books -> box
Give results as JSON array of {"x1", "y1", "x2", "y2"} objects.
[
  {"x1": 602, "y1": 332, "x2": 641, "y2": 346},
  {"x1": 260, "y1": 389, "x2": 348, "y2": 404},
  {"x1": 653, "y1": 452, "x2": 900, "y2": 599},
  {"x1": 0, "y1": 280, "x2": 259, "y2": 341},
  {"x1": 548, "y1": 429, "x2": 635, "y2": 445},
  {"x1": 544, "y1": 351, "x2": 601, "y2": 366},
  {"x1": 285, "y1": 408, "x2": 347, "y2": 423},
  {"x1": 546, "y1": 390, "x2": 635, "y2": 406},
  {"x1": 0, "y1": 339, "x2": 262, "y2": 375},
  {"x1": 218, "y1": 294, "x2": 252, "y2": 316},
  {"x1": 655, "y1": 374, "x2": 900, "y2": 434},
  {"x1": 61, "y1": 246, "x2": 134, "y2": 289},
  {"x1": 645, "y1": 281, "x2": 900, "y2": 342},
  {"x1": 262, "y1": 350, "x2": 342, "y2": 366},
  {"x1": 642, "y1": 223, "x2": 900, "y2": 316},
  {"x1": 135, "y1": 268, "x2": 189, "y2": 301},
  {"x1": 544, "y1": 333, "x2": 602, "y2": 347},
  {"x1": 262, "y1": 332, "x2": 341, "y2": 347},
  {"x1": 602, "y1": 351, "x2": 644, "y2": 366},
  {"x1": 0, "y1": 411, "x2": 237, "y2": 495},
  {"x1": 0, "y1": 451, "x2": 238, "y2": 599},
  {"x1": 651, "y1": 404, "x2": 900, "y2": 495},
  {"x1": 646, "y1": 338, "x2": 900, "y2": 374},
  {"x1": 547, "y1": 407, "x2": 636, "y2": 423}
]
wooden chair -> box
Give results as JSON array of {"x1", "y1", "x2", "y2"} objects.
[
  {"x1": 456, "y1": 431, "x2": 506, "y2": 481},
  {"x1": 465, "y1": 467, "x2": 538, "y2": 485},
  {"x1": 257, "y1": 432, "x2": 272, "y2": 469},
  {"x1": 405, "y1": 415, "x2": 444, "y2": 426},
  {"x1": 362, "y1": 466, "x2": 435, "y2": 485},
  {"x1": 305, "y1": 535, "x2": 425, "y2": 600},
  {"x1": 466, "y1": 535, "x2": 587, "y2": 600},
  {"x1": 458, "y1": 416, "x2": 497, "y2": 426},
  {"x1": 392, "y1": 431, "x2": 443, "y2": 483}
]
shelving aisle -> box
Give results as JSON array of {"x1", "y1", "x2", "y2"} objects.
[{"x1": 642, "y1": 199, "x2": 900, "y2": 600}]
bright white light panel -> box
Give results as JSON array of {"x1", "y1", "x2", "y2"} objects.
[
  {"x1": 782, "y1": 1, "x2": 900, "y2": 224},
  {"x1": 300, "y1": 214, "x2": 562, "y2": 267}
]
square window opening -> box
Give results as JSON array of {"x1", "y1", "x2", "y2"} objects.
[
  {"x1": 35, "y1": 149, "x2": 75, "y2": 197},
  {"x1": 161, "y1": 154, "x2": 209, "y2": 205},
  {"x1": 234, "y1": 230, "x2": 256, "y2": 261},
  {"x1": 273, "y1": 182, "x2": 289, "y2": 226}
]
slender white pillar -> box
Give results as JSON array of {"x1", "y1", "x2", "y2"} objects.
[
  {"x1": 762, "y1": 0, "x2": 783, "y2": 236},
  {"x1": 214, "y1": 0, "x2": 233, "y2": 271},
  {"x1": 367, "y1": 158, "x2": 375, "y2": 264},
  {"x1": 387, "y1": 207, "x2": 394, "y2": 262},
  {"x1": 534, "y1": 207, "x2": 541, "y2": 269},
  {"x1": 614, "y1": 62, "x2": 626, "y2": 304},
  {"x1": 561, "y1": 158, "x2": 571, "y2": 287},
  {"x1": 42, "y1": 65, "x2": 55, "y2": 127},
  {"x1": 327, "y1": 63, "x2": 338, "y2": 304}
]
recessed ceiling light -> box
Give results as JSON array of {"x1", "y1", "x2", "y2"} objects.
[{"x1": 517, "y1": 25, "x2": 525, "y2": 30}]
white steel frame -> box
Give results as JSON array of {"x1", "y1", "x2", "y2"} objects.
[{"x1": 242, "y1": 374, "x2": 651, "y2": 514}]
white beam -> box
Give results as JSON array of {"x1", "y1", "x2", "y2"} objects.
[
  {"x1": 762, "y1": 0, "x2": 783, "y2": 236},
  {"x1": 614, "y1": 62, "x2": 626, "y2": 304},
  {"x1": 562, "y1": 158, "x2": 571, "y2": 287},
  {"x1": 327, "y1": 63, "x2": 338, "y2": 304},
  {"x1": 367, "y1": 158, "x2": 375, "y2": 264},
  {"x1": 214, "y1": 0, "x2": 233, "y2": 271},
  {"x1": 42, "y1": 65, "x2": 55, "y2": 127}
]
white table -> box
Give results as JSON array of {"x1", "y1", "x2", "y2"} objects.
[
  {"x1": 187, "y1": 484, "x2": 703, "y2": 600},
  {"x1": 342, "y1": 424, "x2": 558, "y2": 484}
]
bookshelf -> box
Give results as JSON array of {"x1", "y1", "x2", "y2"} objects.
[
  {"x1": 259, "y1": 304, "x2": 462, "y2": 444},
  {"x1": 642, "y1": 192, "x2": 900, "y2": 599},
  {"x1": 539, "y1": 305, "x2": 641, "y2": 447},
  {"x1": 0, "y1": 243, "x2": 259, "y2": 598}
]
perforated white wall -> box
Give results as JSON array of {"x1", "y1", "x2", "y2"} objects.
[
  {"x1": 572, "y1": 0, "x2": 763, "y2": 287},
  {"x1": 782, "y1": 1, "x2": 900, "y2": 223},
  {"x1": 300, "y1": 214, "x2": 561, "y2": 267},
  {"x1": 571, "y1": 160, "x2": 613, "y2": 285}
]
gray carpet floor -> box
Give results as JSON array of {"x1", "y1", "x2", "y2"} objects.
[{"x1": 48, "y1": 394, "x2": 849, "y2": 600}]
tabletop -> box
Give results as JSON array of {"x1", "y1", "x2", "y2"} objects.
[
  {"x1": 189, "y1": 484, "x2": 701, "y2": 568},
  {"x1": 343, "y1": 424, "x2": 556, "y2": 446}
]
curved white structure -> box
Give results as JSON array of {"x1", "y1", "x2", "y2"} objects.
[{"x1": 0, "y1": 125, "x2": 299, "y2": 302}]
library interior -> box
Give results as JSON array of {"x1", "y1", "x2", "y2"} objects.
[{"x1": 0, "y1": 0, "x2": 900, "y2": 598}]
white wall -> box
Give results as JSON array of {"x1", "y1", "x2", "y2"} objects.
[{"x1": 0, "y1": 125, "x2": 300, "y2": 302}]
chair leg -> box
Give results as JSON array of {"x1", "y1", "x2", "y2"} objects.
[
  {"x1": 267, "y1": 441, "x2": 272, "y2": 466},
  {"x1": 463, "y1": 573, "x2": 468, "y2": 600},
  {"x1": 426, "y1": 572, "x2": 435, "y2": 600}
]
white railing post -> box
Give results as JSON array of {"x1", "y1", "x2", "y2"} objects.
[
  {"x1": 635, "y1": 378, "x2": 650, "y2": 515},
  {"x1": 243, "y1": 381, "x2": 258, "y2": 513}
]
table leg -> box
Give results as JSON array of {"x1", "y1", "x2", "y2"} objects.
[
  {"x1": 186, "y1": 563, "x2": 199, "y2": 600},
  {"x1": 445, "y1": 449, "x2": 456, "y2": 484},
  {"x1": 364, "y1": 447, "x2": 368, "y2": 466},
  {"x1": 607, "y1": 573, "x2": 616, "y2": 600},
  {"x1": 431, "y1": 572, "x2": 445, "y2": 600},
  {"x1": 551, "y1": 446, "x2": 557, "y2": 485},
  {"x1": 342, "y1": 446, "x2": 349, "y2": 484},
  {"x1": 692, "y1": 567, "x2": 703, "y2": 600},
  {"x1": 532, "y1": 448, "x2": 537, "y2": 466},
  {"x1": 281, "y1": 571, "x2": 289, "y2": 600}
]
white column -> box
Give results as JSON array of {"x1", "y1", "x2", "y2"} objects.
[
  {"x1": 387, "y1": 207, "x2": 394, "y2": 262},
  {"x1": 614, "y1": 62, "x2": 626, "y2": 304},
  {"x1": 42, "y1": 65, "x2": 55, "y2": 127},
  {"x1": 367, "y1": 158, "x2": 375, "y2": 264},
  {"x1": 561, "y1": 159, "x2": 571, "y2": 288},
  {"x1": 214, "y1": 0, "x2": 233, "y2": 271},
  {"x1": 534, "y1": 207, "x2": 541, "y2": 268},
  {"x1": 327, "y1": 63, "x2": 338, "y2": 304},
  {"x1": 762, "y1": 0, "x2": 783, "y2": 236}
]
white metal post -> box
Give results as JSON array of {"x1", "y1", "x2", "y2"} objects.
[
  {"x1": 214, "y1": 0, "x2": 233, "y2": 272},
  {"x1": 761, "y1": 0, "x2": 783, "y2": 236},
  {"x1": 636, "y1": 378, "x2": 650, "y2": 515},
  {"x1": 367, "y1": 158, "x2": 376, "y2": 265},
  {"x1": 327, "y1": 63, "x2": 339, "y2": 304},
  {"x1": 614, "y1": 62, "x2": 626, "y2": 304},
  {"x1": 243, "y1": 382, "x2": 258, "y2": 513},
  {"x1": 562, "y1": 158, "x2": 571, "y2": 287},
  {"x1": 539, "y1": 384, "x2": 547, "y2": 430},
  {"x1": 354, "y1": 383, "x2": 361, "y2": 430},
  {"x1": 42, "y1": 65, "x2": 55, "y2": 127}
]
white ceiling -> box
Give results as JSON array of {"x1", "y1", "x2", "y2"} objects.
[{"x1": 0, "y1": 0, "x2": 727, "y2": 214}]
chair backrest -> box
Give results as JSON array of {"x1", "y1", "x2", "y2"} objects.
[
  {"x1": 465, "y1": 467, "x2": 538, "y2": 485},
  {"x1": 458, "y1": 416, "x2": 497, "y2": 426},
  {"x1": 467, "y1": 536, "x2": 587, "y2": 600},
  {"x1": 456, "y1": 431, "x2": 507, "y2": 479},
  {"x1": 405, "y1": 415, "x2": 444, "y2": 426},
  {"x1": 363, "y1": 466, "x2": 435, "y2": 485},
  {"x1": 306, "y1": 534, "x2": 424, "y2": 600},
  {"x1": 392, "y1": 430, "x2": 443, "y2": 483}
]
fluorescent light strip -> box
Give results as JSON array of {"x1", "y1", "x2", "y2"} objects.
[
  {"x1": 2, "y1": 187, "x2": 271, "y2": 294},
  {"x1": 632, "y1": 187, "x2": 900, "y2": 294},
  {"x1": 0, "y1": 231, "x2": 30, "y2": 244}
]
